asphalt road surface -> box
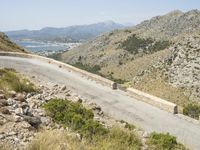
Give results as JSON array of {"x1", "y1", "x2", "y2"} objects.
[{"x1": 0, "y1": 56, "x2": 200, "y2": 150}]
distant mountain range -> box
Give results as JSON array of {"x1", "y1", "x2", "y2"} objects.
[{"x1": 5, "y1": 21, "x2": 125, "y2": 42}]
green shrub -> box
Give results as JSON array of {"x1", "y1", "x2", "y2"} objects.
[
  {"x1": 0, "y1": 68, "x2": 36, "y2": 95},
  {"x1": 72, "y1": 62, "x2": 101, "y2": 74},
  {"x1": 121, "y1": 34, "x2": 170, "y2": 54},
  {"x1": 72, "y1": 62, "x2": 127, "y2": 84},
  {"x1": 121, "y1": 34, "x2": 153, "y2": 54},
  {"x1": 149, "y1": 41, "x2": 170, "y2": 53},
  {"x1": 147, "y1": 132, "x2": 187, "y2": 150},
  {"x1": 43, "y1": 99, "x2": 108, "y2": 138},
  {"x1": 183, "y1": 103, "x2": 200, "y2": 119}
]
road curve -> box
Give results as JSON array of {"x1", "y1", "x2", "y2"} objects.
[{"x1": 0, "y1": 56, "x2": 200, "y2": 150}]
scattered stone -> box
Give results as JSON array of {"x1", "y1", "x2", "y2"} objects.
[
  {"x1": 0, "y1": 107, "x2": 10, "y2": 114},
  {"x1": 0, "y1": 94, "x2": 5, "y2": 99},
  {"x1": 9, "y1": 91, "x2": 17, "y2": 97},
  {"x1": 22, "y1": 115, "x2": 41, "y2": 127},
  {"x1": 40, "y1": 117, "x2": 51, "y2": 126},
  {"x1": 14, "y1": 108, "x2": 23, "y2": 115},
  {"x1": 61, "y1": 85, "x2": 67, "y2": 91},
  {"x1": 0, "y1": 99, "x2": 8, "y2": 107},
  {"x1": 26, "y1": 93, "x2": 33, "y2": 99},
  {"x1": 15, "y1": 93, "x2": 25, "y2": 102},
  {"x1": 13, "y1": 115, "x2": 24, "y2": 122},
  {"x1": 0, "y1": 134, "x2": 5, "y2": 139},
  {"x1": 53, "y1": 84, "x2": 58, "y2": 87},
  {"x1": 7, "y1": 98, "x2": 16, "y2": 106}
]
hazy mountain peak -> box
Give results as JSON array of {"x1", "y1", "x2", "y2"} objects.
[
  {"x1": 6, "y1": 21, "x2": 125, "y2": 42},
  {"x1": 165, "y1": 10, "x2": 183, "y2": 16}
]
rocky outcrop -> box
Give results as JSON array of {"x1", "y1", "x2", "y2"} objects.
[{"x1": 167, "y1": 35, "x2": 200, "y2": 101}]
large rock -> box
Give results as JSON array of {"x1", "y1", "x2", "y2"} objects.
[
  {"x1": 22, "y1": 115, "x2": 41, "y2": 127},
  {"x1": 0, "y1": 99, "x2": 8, "y2": 107}
]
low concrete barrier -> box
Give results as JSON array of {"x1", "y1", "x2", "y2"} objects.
[
  {"x1": 127, "y1": 88, "x2": 178, "y2": 114},
  {"x1": 0, "y1": 52, "x2": 117, "y2": 89}
]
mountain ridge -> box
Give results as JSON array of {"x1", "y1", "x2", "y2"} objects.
[{"x1": 6, "y1": 21, "x2": 125, "y2": 42}]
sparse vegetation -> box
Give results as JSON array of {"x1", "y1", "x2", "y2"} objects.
[
  {"x1": 72, "y1": 62, "x2": 101, "y2": 74},
  {"x1": 183, "y1": 103, "x2": 200, "y2": 119},
  {"x1": 121, "y1": 34, "x2": 170, "y2": 54},
  {"x1": 121, "y1": 34, "x2": 153, "y2": 54},
  {"x1": 119, "y1": 120, "x2": 135, "y2": 130},
  {"x1": 48, "y1": 52, "x2": 62, "y2": 60},
  {"x1": 72, "y1": 62, "x2": 127, "y2": 84},
  {"x1": 0, "y1": 68, "x2": 37, "y2": 96},
  {"x1": 147, "y1": 132, "x2": 187, "y2": 150}
]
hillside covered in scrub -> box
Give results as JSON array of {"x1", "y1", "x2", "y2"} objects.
[
  {"x1": 0, "y1": 32, "x2": 25, "y2": 53},
  {"x1": 59, "y1": 9, "x2": 200, "y2": 107}
]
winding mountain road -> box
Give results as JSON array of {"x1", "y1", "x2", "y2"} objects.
[{"x1": 0, "y1": 56, "x2": 200, "y2": 150}]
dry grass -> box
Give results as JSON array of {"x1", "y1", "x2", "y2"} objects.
[
  {"x1": 27, "y1": 130, "x2": 80, "y2": 150},
  {"x1": 100, "y1": 49, "x2": 171, "y2": 81},
  {"x1": 27, "y1": 127, "x2": 142, "y2": 150},
  {"x1": 0, "y1": 68, "x2": 37, "y2": 96},
  {"x1": 132, "y1": 69, "x2": 190, "y2": 112}
]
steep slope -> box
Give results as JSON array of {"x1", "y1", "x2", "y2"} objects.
[
  {"x1": 60, "y1": 9, "x2": 200, "y2": 104},
  {"x1": 6, "y1": 21, "x2": 125, "y2": 42},
  {"x1": 0, "y1": 32, "x2": 25, "y2": 52}
]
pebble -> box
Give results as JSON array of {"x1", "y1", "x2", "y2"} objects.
[
  {"x1": 0, "y1": 107, "x2": 10, "y2": 114},
  {"x1": 61, "y1": 85, "x2": 67, "y2": 91}
]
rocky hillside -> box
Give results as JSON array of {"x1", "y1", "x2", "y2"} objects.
[
  {"x1": 59, "y1": 9, "x2": 200, "y2": 105},
  {"x1": 0, "y1": 32, "x2": 25, "y2": 52}
]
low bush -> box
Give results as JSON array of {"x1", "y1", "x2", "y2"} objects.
[
  {"x1": 147, "y1": 132, "x2": 187, "y2": 150},
  {"x1": 43, "y1": 99, "x2": 108, "y2": 139},
  {"x1": 72, "y1": 62, "x2": 101, "y2": 74},
  {"x1": 0, "y1": 68, "x2": 37, "y2": 96},
  {"x1": 121, "y1": 34, "x2": 170, "y2": 54},
  {"x1": 183, "y1": 103, "x2": 200, "y2": 119}
]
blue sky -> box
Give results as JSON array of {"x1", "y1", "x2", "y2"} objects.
[{"x1": 1, "y1": 0, "x2": 200, "y2": 31}]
